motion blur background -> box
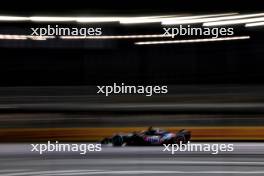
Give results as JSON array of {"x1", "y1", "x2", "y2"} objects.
[
  {"x1": 1, "y1": 1, "x2": 264, "y2": 175},
  {"x1": 0, "y1": 0, "x2": 263, "y2": 142}
]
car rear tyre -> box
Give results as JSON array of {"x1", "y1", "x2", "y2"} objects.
[{"x1": 175, "y1": 135, "x2": 186, "y2": 145}]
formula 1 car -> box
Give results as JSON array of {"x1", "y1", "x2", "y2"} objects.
[{"x1": 101, "y1": 127, "x2": 191, "y2": 146}]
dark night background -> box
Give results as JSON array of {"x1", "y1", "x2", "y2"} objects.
[{"x1": 0, "y1": 0, "x2": 263, "y2": 86}]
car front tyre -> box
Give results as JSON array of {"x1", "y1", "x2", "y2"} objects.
[{"x1": 112, "y1": 135, "x2": 123, "y2": 146}]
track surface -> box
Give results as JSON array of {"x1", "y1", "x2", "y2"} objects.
[{"x1": 0, "y1": 143, "x2": 264, "y2": 176}]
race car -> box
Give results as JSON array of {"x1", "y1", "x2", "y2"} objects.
[{"x1": 101, "y1": 127, "x2": 191, "y2": 146}]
